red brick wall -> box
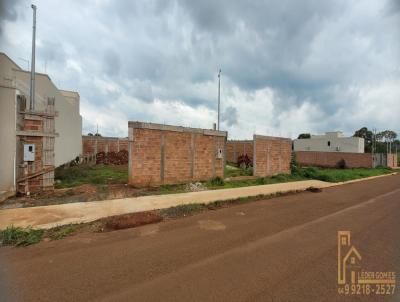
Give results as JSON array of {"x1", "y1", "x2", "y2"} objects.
[
  {"x1": 19, "y1": 113, "x2": 55, "y2": 193},
  {"x1": 295, "y1": 151, "x2": 373, "y2": 168},
  {"x1": 128, "y1": 122, "x2": 226, "y2": 187},
  {"x1": 226, "y1": 140, "x2": 253, "y2": 164},
  {"x1": 82, "y1": 136, "x2": 128, "y2": 155},
  {"x1": 253, "y1": 135, "x2": 292, "y2": 177}
]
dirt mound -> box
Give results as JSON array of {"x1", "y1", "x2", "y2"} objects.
[
  {"x1": 96, "y1": 150, "x2": 128, "y2": 165},
  {"x1": 105, "y1": 212, "x2": 162, "y2": 230}
]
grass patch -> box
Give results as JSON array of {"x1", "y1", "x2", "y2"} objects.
[
  {"x1": 292, "y1": 166, "x2": 393, "y2": 183},
  {"x1": 225, "y1": 164, "x2": 253, "y2": 177},
  {"x1": 160, "y1": 191, "x2": 299, "y2": 218},
  {"x1": 0, "y1": 225, "x2": 44, "y2": 246},
  {"x1": 160, "y1": 203, "x2": 205, "y2": 218},
  {"x1": 208, "y1": 173, "x2": 306, "y2": 190},
  {"x1": 55, "y1": 164, "x2": 128, "y2": 188},
  {"x1": 47, "y1": 225, "x2": 79, "y2": 240},
  {"x1": 0, "y1": 224, "x2": 82, "y2": 247},
  {"x1": 210, "y1": 176, "x2": 225, "y2": 186}
]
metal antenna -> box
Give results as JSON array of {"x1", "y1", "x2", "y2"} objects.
[
  {"x1": 18, "y1": 57, "x2": 30, "y2": 70},
  {"x1": 217, "y1": 69, "x2": 221, "y2": 131},
  {"x1": 29, "y1": 4, "x2": 37, "y2": 111}
]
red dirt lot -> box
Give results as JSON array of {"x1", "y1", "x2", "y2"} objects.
[{"x1": 0, "y1": 174, "x2": 399, "y2": 302}]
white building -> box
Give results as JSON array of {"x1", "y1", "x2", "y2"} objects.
[
  {"x1": 293, "y1": 131, "x2": 364, "y2": 153},
  {"x1": 0, "y1": 52, "x2": 82, "y2": 195}
]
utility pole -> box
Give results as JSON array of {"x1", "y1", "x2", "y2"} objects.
[
  {"x1": 217, "y1": 69, "x2": 221, "y2": 131},
  {"x1": 372, "y1": 129, "x2": 375, "y2": 155},
  {"x1": 29, "y1": 4, "x2": 37, "y2": 111}
]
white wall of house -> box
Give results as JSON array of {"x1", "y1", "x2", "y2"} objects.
[
  {"x1": 293, "y1": 131, "x2": 365, "y2": 153},
  {"x1": 0, "y1": 53, "x2": 82, "y2": 193},
  {"x1": 0, "y1": 87, "x2": 17, "y2": 192},
  {"x1": 14, "y1": 70, "x2": 83, "y2": 166}
]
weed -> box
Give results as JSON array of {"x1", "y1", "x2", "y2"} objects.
[
  {"x1": 47, "y1": 225, "x2": 79, "y2": 240},
  {"x1": 55, "y1": 164, "x2": 128, "y2": 188},
  {"x1": 210, "y1": 176, "x2": 225, "y2": 186},
  {"x1": 0, "y1": 225, "x2": 44, "y2": 246},
  {"x1": 160, "y1": 203, "x2": 205, "y2": 218},
  {"x1": 292, "y1": 166, "x2": 392, "y2": 182},
  {"x1": 225, "y1": 165, "x2": 253, "y2": 177}
]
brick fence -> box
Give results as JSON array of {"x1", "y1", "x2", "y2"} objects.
[
  {"x1": 253, "y1": 135, "x2": 292, "y2": 177},
  {"x1": 128, "y1": 122, "x2": 227, "y2": 187},
  {"x1": 226, "y1": 140, "x2": 253, "y2": 164},
  {"x1": 383, "y1": 153, "x2": 398, "y2": 168},
  {"x1": 295, "y1": 151, "x2": 373, "y2": 168},
  {"x1": 82, "y1": 136, "x2": 128, "y2": 155}
]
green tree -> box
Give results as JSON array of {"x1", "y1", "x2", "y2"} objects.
[
  {"x1": 353, "y1": 127, "x2": 373, "y2": 152},
  {"x1": 297, "y1": 133, "x2": 311, "y2": 139}
]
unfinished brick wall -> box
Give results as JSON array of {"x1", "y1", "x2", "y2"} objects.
[
  {"x1": 82, "y1": 136, "x2": 128, "y2": 155},
  {"x1": 386, "y1": 153, "x2": 398, "y2": 168},
  {"x1": 226, "y1": 140, "x2": 253, "y2": 164},
  {"x1": 16, "y1": 96, "x2": 56, "y2": 194},
  {"x1": 128, "y1": 122, "x2": 227, "y2": 187},
  {"x1": 253, "y1": 135, "x2": 292, "y2": 177},
  {"x1": 295, "y1": 151, "x2": 373, "y2": 168}
]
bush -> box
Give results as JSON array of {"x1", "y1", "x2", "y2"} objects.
[
  {"x1": 210, "y1": 176, "x2": 225, "y2": 186},
  {"x1": 293, "y1": 166, "x2": 318, "y2": 178},
  {"x1": 256, "y1": 177, "x2": 266, "y2": 185},
  {"x1": 0, "y1": 226, "x2": 44, "y2": 246},
  {"x1": 272, "y1": 174, "x2": 291, "y2": 182},
  {"x1": 336, "y1": 159, "x2": 347, "y2": 169}
]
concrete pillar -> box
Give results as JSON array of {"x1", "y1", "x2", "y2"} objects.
[{"x1": 160, "y1": 133, "x2": 165, "y2": 183}]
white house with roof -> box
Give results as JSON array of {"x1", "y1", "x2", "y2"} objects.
[{"x1": 293, "y1": 131, "x2": 364, "y2": 153}]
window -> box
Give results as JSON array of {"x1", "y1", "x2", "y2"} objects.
[{"x1": 327, "y1": 141, "x2": 331, "y2": 147}]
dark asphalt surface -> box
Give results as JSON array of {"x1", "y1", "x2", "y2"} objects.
[{"x1": 1, "y1": 174, "x2": 399, "y2": 302}]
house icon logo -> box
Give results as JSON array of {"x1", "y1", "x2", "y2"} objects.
[
  {"x1": 338, "y1": 231, "x2": 362, "y2": 285},
  {"x1": 337, "y1": 230, "x2": 396, "y2": 296}
]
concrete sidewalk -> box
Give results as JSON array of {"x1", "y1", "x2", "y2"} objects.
[
  {"x1": 0, "y1": 173, "x2": 396, "y2": 230},
  {"x1": 0, "y1": 180, "x2": 333, "y2": 230}
]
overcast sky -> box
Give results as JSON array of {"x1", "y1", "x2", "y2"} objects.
[{"x1": 1, "y1": 0, "x2": 399, "y2": 138}]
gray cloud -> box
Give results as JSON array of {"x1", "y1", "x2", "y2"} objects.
[
  {"x1": 1, "y1": 0, "x2": 398, "y2": 137},
  {"x1": 38, "y1": 39, "x2": 66, "y2": 64},
  {"x1": 103, "y1": 49, "x2": 121, "y2": 77},
  {"x1": 222, "y1": 106, "x2": 239, "y2": 127},
  {"x1": 0, "y1": 0, "x2": 20, "y2": 22},
  {"x1": 0, "y1": 0, "x2": 23, "y2": 36}
]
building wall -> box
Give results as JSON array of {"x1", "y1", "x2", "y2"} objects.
[
  {"x1": 0, "y1": 53, "x2": 82, "y2": 168},
  {"x1": 295, "y1": 151, "x2": 373, "y2": 168},
  {"x1": 294, "y1": 135, "x2": 364, "y2": 153},
  {"x1": 13, "y1": 70, "x2": 82, "y2": 166},
  {"x1": 128, "y1": 122, "x2": 227, "y2": 187},
  {"x1": 0, "y1": 52, "x2": 82, "y2": 194},
  {"x1": 253, "y1": 135, "x2": 292, "y2": 177},
  {"x1": 226, "y1": 140, "x2": 253, "y2": 164},
  {"x1": 386, "y1": 153, "x2": 398, "y2": 168},
  {"x1": 0, "y1": 86, "x2": 17, "y2": 192},
  {"x1": 82, "y1": 136, "x2": 128, "y2": 155}
]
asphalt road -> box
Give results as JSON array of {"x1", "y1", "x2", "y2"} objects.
[{"x1": 1, "y1": 174, "x2": 399, "y2": 302}]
